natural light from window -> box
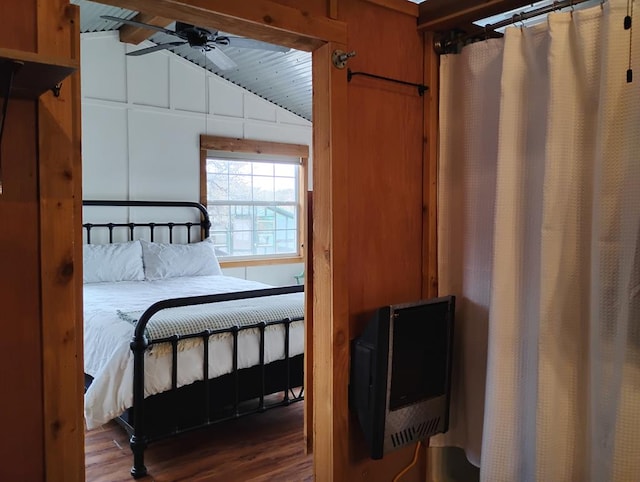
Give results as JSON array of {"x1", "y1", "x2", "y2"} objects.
[
  {"x1": 206, "y1": 158, "x2": 300, "y2": 260},
  {"x1": 473, "y1": 0, "x2": 601, "y2": 32}
]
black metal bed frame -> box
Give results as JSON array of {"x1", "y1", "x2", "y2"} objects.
[{"x1": 83, "y1": 200, "x2": 305, "y2": 478}]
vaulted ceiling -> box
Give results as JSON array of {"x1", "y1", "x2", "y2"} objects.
[{"x1": 72, "y1": 0, "x2": 313, "y2": 120}]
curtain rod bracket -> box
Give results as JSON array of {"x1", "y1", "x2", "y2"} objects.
[{"x1": 346, "y1": 69, "x2": 428, "y2": 96}]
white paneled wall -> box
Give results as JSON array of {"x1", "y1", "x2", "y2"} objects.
[{"x1": 81, "y1": 31, "x2": 310, "y2": 286}]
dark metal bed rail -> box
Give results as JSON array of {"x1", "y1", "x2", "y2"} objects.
[
  {"x1": 128, "y1": 284, "x2": 304, "y2": 478},
  {"x1": 82, "y1": 200, "x2": 211, "y2": 242}
]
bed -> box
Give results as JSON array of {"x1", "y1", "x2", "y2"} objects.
[{"x1": 82, "y1": 200, "x2": 305, "y2": 478}]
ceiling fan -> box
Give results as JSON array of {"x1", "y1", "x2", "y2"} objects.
[{"x1": 101, "y1": 15, "x2": 289, "y2": 70}]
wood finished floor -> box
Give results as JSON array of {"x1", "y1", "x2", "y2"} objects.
[{"x1": 85, "y1": 402, "x2": 312, "y2": 482}]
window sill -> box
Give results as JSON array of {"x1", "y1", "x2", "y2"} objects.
[{"x1": 219, "y1": 256, "x2": 303, "y2": 268}]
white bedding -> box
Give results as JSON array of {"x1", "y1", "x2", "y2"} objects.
[{"x1": 84, "y1": 275, "x2": 304, "y2": 430}]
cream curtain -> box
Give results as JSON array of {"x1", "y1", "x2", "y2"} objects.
[{"x1": 435, "y1": 1, "x2": 640, "y2": 481}]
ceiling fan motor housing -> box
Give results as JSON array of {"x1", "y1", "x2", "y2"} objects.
[{"x1": 175, "y1": 21, "x2": 215, "y2": 47}]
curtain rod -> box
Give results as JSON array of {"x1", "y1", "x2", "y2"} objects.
[{"x1": 434, "y1": 0, "x2": 602, "y2": 54}]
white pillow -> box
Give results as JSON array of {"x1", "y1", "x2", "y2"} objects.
[
  {"x1": 141, "y1": 238, "x2": 222, "y2": 280},
  {"x1": 83, "y1": 241, "x2": 145, "y2": 283}
]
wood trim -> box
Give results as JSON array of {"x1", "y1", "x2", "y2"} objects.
[
  {"x1": 201, "y1": 135, "x2": 309, "y2": 158},
  {"x1": 119, "y1": 13, "x2": 172, "y2": 44},
  {"x1": 71, "y1": 4, "x2": 86, "y2": 480},
  {"x1": 418, "y1": 0, "x2": 541, "y2": 31},
  {"x1": 37, "y1": 3, "x2": 84, "y2": 482},
  {"x1": 200, "y1": 138, "x2": 308, "y2": 264},
  {"x1": 199, "y1": 148, "x2": 207, "y2": 208},
  {"x1": 300, "y1": 160, "x2": 311, "y2": 453},
  {"x1": 94, "y1": 0, "x2": 347, "y2": 50},
  {"x1": 422, "y1": 31, "x2": 439, "y2": 300},
  {"x1": 0, "y1": 46, "x2": 78, "y2": 72},
  {"x1": 364, "y1": 0, "x2": 419, "y2": 17},
  {"x1": 303, "y1": 189, "x2": 313, "y2": 453},
  {"x1": 328, "y1": 0, "x2": 339, "y2": 19},
  {"x1": 299, "y1": 156, "x2": 309, "y2": 264},
  {"x1": 220, "y1": 256, "x2": 304, "y2": 268},
  {"x1": 312, "y1": 40, "x2": 350, "y2": 482}
]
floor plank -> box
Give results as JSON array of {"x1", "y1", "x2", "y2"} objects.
[{"x1": 85, "y1": 402, "x2": 312, "y2": 481}]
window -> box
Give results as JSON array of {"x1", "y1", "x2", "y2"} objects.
[{"x1": 200, "y1": 136, "x2": 308, "y2": 265}]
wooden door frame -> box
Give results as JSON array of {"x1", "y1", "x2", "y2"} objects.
[{"x1": 73, "y1": 1, "x2": 349, "y2": 480}]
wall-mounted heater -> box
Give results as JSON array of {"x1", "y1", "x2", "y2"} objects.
[{"x1": 349, "y1": 295, "x2": 455, "y2": 459}]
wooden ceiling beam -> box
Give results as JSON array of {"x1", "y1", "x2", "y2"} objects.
[
  {"x1": 94, "y1": 0, "x2": 347, "y2": 51},
  {"x1": 418, "y1": 0, "x2": 542, "y2": 32},
  {"x1": 119, "y1": 13, "x2": 172, "y2": 45}
]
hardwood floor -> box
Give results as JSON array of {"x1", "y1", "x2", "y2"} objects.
[{"x1": 85, "y1": 402, "x2": 312, "y2": 482}]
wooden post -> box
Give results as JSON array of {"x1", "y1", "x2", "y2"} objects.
[
  {"x1": 312, "y1": 40, "x2": 351, "y2": 482},
  {"x1": 37, "y1": 3, "x2": 84, "y2": 481}
]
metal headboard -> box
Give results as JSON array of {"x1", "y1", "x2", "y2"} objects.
[{"x1": 82, "y1": 200, "x2": 211, "y2": 244}]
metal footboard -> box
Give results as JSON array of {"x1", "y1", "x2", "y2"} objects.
[{"x1": 126, "y1": 285, "x2": 305, "y2": 479}]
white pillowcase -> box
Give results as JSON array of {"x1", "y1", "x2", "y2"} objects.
[
  {"x1": 141, "y1": 238, "x2": 223, "y2": 280},
  {"x1": 83, "y1": 241, "x2": 145, "y2": 283}
]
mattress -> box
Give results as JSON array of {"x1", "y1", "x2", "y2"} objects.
[{"x1": 83, "y1": 275, "x2": 304, "y2": 430}]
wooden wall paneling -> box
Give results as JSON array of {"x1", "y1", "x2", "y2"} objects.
[
  {"x1": 363, "y1": 0, "x2": 419, "y2": 16},
  {"x1": 311, "y1": 40, "x2": 350, "y2": 482},
  {"x1": 37, "y1": 2, "x2": 84, "y2": 481},
  {"x1": 0, "y1": 1, "x2": 37, "y2": 51},
  {"x1": 267, "y1": 0, "x2": 331, "y2": 17},
  {"x1": 0, "y1": 100, "x2": 44, "y2": 482},
  {"x1": 423, "y1": 31, "x2": 439, "y2": 300},
  {"x1": 328, "y1": 0, "x2": 339, "y2": 19},
  {"x1": 93, "y1": 0, "x2": 347, "y2": 51},
  {"x1": 341, "y1": 1, "x2": 426, "y2": 480},
  {"x1": 0, "y1": 2, "x2": 43, "y2": 480}
]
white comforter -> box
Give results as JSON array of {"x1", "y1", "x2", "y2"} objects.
[{"x1": 84, "y1": 275, "x2": 304, "y2": 430}]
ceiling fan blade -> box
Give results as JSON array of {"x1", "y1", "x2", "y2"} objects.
[
  {"x1": 204, "y1": 46, "x2": 238, "y2": 70},
  {"x1": 101, "y1": 15, "x2": 184, "y2": 39},
  {"x1": 224, "y1": 37, "x2": 290, "y2": 53},
  {"x1": 127, "y1": 42, "x2": 186, "y2": 56}
]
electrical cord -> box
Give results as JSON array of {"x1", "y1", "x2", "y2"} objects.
[
  {"x1": 392, "y1": 440, "x2": 423, "y2": 482},
  {"x1": 0, "y1": 61, "x2": 22, "y2": 195}
]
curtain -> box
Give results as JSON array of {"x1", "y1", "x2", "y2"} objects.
[{"x1": 435, "y1": 1, "x2": 640, "y2": 481}]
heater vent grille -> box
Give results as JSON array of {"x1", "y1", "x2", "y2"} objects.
[{"x1": 390, "y1": 416, "x2": 441, "y2": 448}]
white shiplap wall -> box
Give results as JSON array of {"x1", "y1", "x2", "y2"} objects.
[{"x1": 81, "y1": 31, "x2": 310, "y2": 285}]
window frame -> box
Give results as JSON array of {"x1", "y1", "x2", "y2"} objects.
[{"x1": 200, "y1": 135, "x2": 308, "y2": 267}]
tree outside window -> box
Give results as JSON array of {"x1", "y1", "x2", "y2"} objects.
[{"x1": 206, "y1": 157, "x2": 301, "y2": 260}]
